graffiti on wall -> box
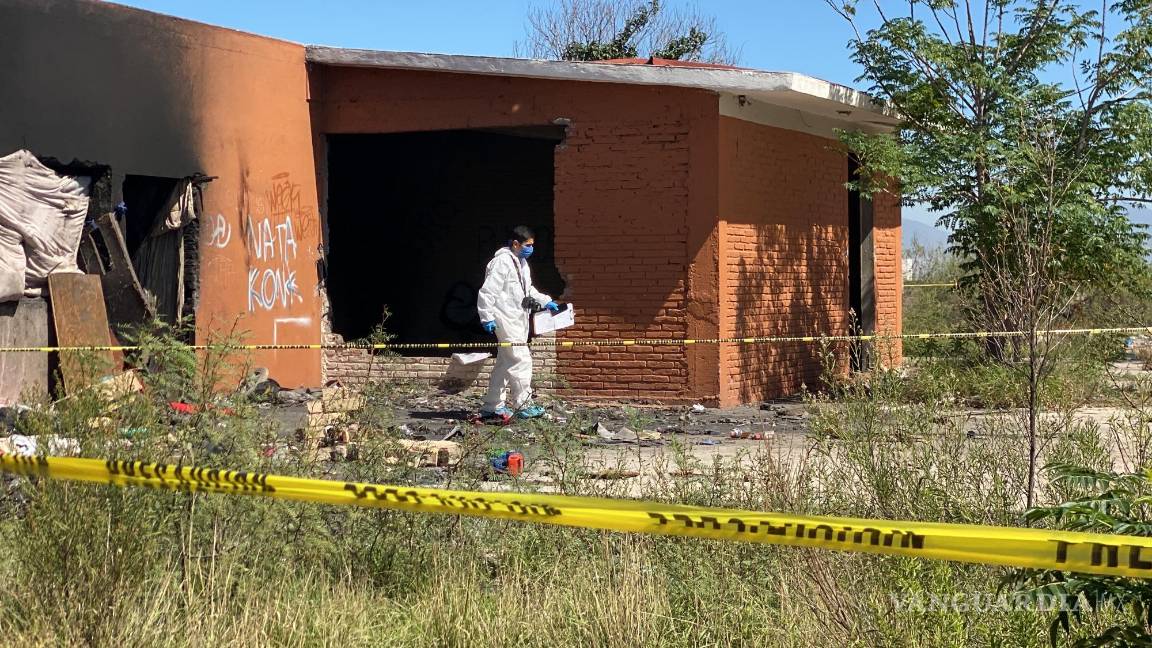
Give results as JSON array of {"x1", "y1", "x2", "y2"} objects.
[
  {"x1": 204, "y1": 213, "x2": 232, "y2": 248},
  {"x1": 246, "y1": 173, "x2": 319, "y2": 312},
  {"x1": 202, "y1": 172, "x2": 318, "y2": 313},
  {"x1": 246, "y1": 212, "x2": 301, "y2": 311}
]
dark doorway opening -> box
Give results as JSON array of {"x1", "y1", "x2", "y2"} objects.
[
  {"x1": 848, "y1": 157, "x2": 876, "y2": 371},
  {"x1": 121, "y1": 174, "x2": 203, "y2": 325},
  {"x1": 325, "y1": 128, "x2": 566, "y2": 356}
]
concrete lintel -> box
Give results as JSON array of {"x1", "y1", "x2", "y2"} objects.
[{"x1": 305, "y1": 47, "x2": 898, "y2": 131}]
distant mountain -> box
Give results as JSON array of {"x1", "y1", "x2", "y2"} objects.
[
  {"x1": 902, "y1": 219, "x2": 949, "y2": 251},
  {"x1": 899, "y1": 206, "x2": 1151, "y2": 254}
]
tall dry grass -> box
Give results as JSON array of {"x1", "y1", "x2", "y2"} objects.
[{"x1": 0, "y1": 332, "x2": 1145, "y2": 646}]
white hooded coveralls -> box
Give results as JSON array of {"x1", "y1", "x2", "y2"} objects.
[{"x1": 476, "y1": 247, "x2": 552, "y2": 411}]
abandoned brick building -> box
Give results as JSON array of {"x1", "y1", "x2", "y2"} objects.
[{"x1": 0, "y1": 0, "x2": 901, "y2": 407}]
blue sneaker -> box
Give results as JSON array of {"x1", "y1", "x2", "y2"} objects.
[
  {"x1": 480, "y1": 406, "x2": 513, "y2": 419},
  {"x1": 516, "y1": 404, "x2": 546, "y2": 419}
]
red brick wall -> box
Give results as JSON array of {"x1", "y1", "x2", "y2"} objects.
[
  {"x1": 310, "y1": 67, "x2": 720, "y2": 401},
  {"x1": 322, "y1": 332, "x2": 560, "y2": 389},
  {"x1": 717, "y1": 117, "x2": 853, "y2": 405},
  {"x1": 872, "y1": 189, "x2": 903, "y2": 364}
]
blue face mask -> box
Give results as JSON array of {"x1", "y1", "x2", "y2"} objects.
[{"x1": 517, "y1": 244, "x2": 534, "y2": 259}]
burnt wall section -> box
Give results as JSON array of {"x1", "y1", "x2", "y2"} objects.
[
  {"x1": 325, "y1": 130, "x2": 562, "y2": 351},
  {"x1": 0, "y1": 0, "x2": 200, "y2": 182},
  {"x1": 0, "y1": 0, "x2": 322, "y2": 387},
  {"x1": 311, "y1": 66, "x2": 720, "y2": 401}
]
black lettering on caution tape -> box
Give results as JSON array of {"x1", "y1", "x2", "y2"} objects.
[
  {"x1": 648, "y1": 512, "x2": 925, "y2": 549},
  {"x1": 104, "y1": 460, "x2": 275, "y2": 494},
  {"x1": 1053, "y1": 540, "x2": 1152, "y2": 571},
  {"x1": 342, "y1": 484, "x2": 562, "y2": 517}
]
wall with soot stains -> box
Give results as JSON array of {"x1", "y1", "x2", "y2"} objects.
[{"x1": 0, "y1": 0, "x2": 322, "y2": 387}]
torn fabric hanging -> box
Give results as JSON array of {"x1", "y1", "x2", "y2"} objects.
[
  {"x1": 0, "y1": 150, "x2": 91, "y2": 302},
  {"x1": 133, "y1": 179, "x2": 196, "y2": 321}
]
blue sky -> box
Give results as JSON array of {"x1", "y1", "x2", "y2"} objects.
[
  {"x1": 114, "y1": 0, "x2": 1070, "y2": 228},
  {"x1": 112, "y1": 1, "x2": 865, "y2": 84}
]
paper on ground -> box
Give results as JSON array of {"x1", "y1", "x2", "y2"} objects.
[{"x1": 452, "y1": 352, "x2": 491, "y2": 365}]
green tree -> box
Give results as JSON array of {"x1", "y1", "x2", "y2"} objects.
[
  {"x1": 517, "y1": 0, "x2": 738, "y2": 64},
  {"x1": 830, "y1": 0, "x2": 1152, "y2": 511},
  {"x1": 829, "y1": 0, "x2": 1152, "y2": 319}
]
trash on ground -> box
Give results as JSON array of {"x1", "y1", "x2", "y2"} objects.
[
  {"x1": 583, "y1": 468, "x2": 640, "y2": 480},
  {"x1": 0, "y1": 434, "x2": 80, "y2": 457},
  {"x1": 616, "y1": 426, "x2": 639, "y2": 442},
  {"x1": 490, "y1": 450, "x2": 524, "y2": 476},
  {"x1": 91, "y1": 371, "x2": 144, "y2": 405},
  {"x1": 169, "y1": 401, "x2": 236, "y2": 417},
  {"x1": 451, "y1": 352, "x2": 491, "y2": 365},
  {"x1": 392, "y1": 439, "x2": 462, "y2": 467},
  {"x1": 0, "y1": 405, "x2": 31, "y2": 432}
]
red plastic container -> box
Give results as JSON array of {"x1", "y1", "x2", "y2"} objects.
[{"x1": 507, "y1": 451, "x2": 524, "y2": 477}]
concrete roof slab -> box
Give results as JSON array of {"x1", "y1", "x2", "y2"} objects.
[{"x1": 305, "y1": 47, "x2": 899, "y2": 133}]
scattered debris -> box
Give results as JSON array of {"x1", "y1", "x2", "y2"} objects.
[
  {"x1": 0, "y1": 434, "x2": 80, "y2": 457},
  {"x1": 490, "y1": 450, "x2": 524, "y2": 476},
  {"x1": 91, "y1": 371, "x2": 144, "y2": 405},
  {"x1": 275, "y1": 387, "x2": 318, "y2": 405},
  {"x1": 241, "y1": 368, "x2": 281, "y2": 400},
  {"x1": 393, "y1": 439, "x2": 462, "y2": 467},
  {"x1": 469, "y1": 410, "x2": 513, "y2": 426},
  {"x1": 118, "y1": 427, "x2": 148, "y2": 439},
  {"x1": 583, "y1": 469, "x2": 640, "y2": 480},
  {"x1": 168, "y1": 402, "x2": 236, "y2": 417},
  {"x1": 691, "y1": 404, "x2": 706, "y2": 413},
  {"x1": 451, "y1": 352, "x2": 491, "y2": 365},
  {"x1": 305, "y1": 387, "x2": 365, "y2": 438},
  {"x1": 0, "y1": 405, "x2": 31, "y2": 432},
  {"x1": 93, "y1": 211, "x2": 154, "y2": 327},
  {"x1": 590, "y1": 422, "x2": 664, "y2": 445},
  {"x1": 322, "y1": 424, "x2": 355, "y2": 446}
]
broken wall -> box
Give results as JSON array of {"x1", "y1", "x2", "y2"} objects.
[
  {"x1": 310, "y1": 67, "x2": 722, "y2": 402},
  {"x1": 0, "y1": 0, "x2": 322, "y2": 387}
]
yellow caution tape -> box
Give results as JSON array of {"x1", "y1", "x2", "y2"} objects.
[
  {"x1": 4, "y1": 454, "x2": 1152, "y2": 578},
  {"x1": 1, "y1": 325, "x2": 1147, "y2": 353}
]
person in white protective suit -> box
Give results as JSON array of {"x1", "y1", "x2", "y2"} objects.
[{"x1": 477, "y1": 225, "x2": 559, "y2": 420}]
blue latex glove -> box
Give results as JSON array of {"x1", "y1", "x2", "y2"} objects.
[
  {"x1": 482, "y1": 321, "x2": 497, "y2": 334},
  {"x1": 545, "y1": 301, "x2": 560, "y2": 313}
]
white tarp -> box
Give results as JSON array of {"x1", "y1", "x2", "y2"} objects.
[{"x1": 0, "y1": 149, "x2": 91, "y2": 301}]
